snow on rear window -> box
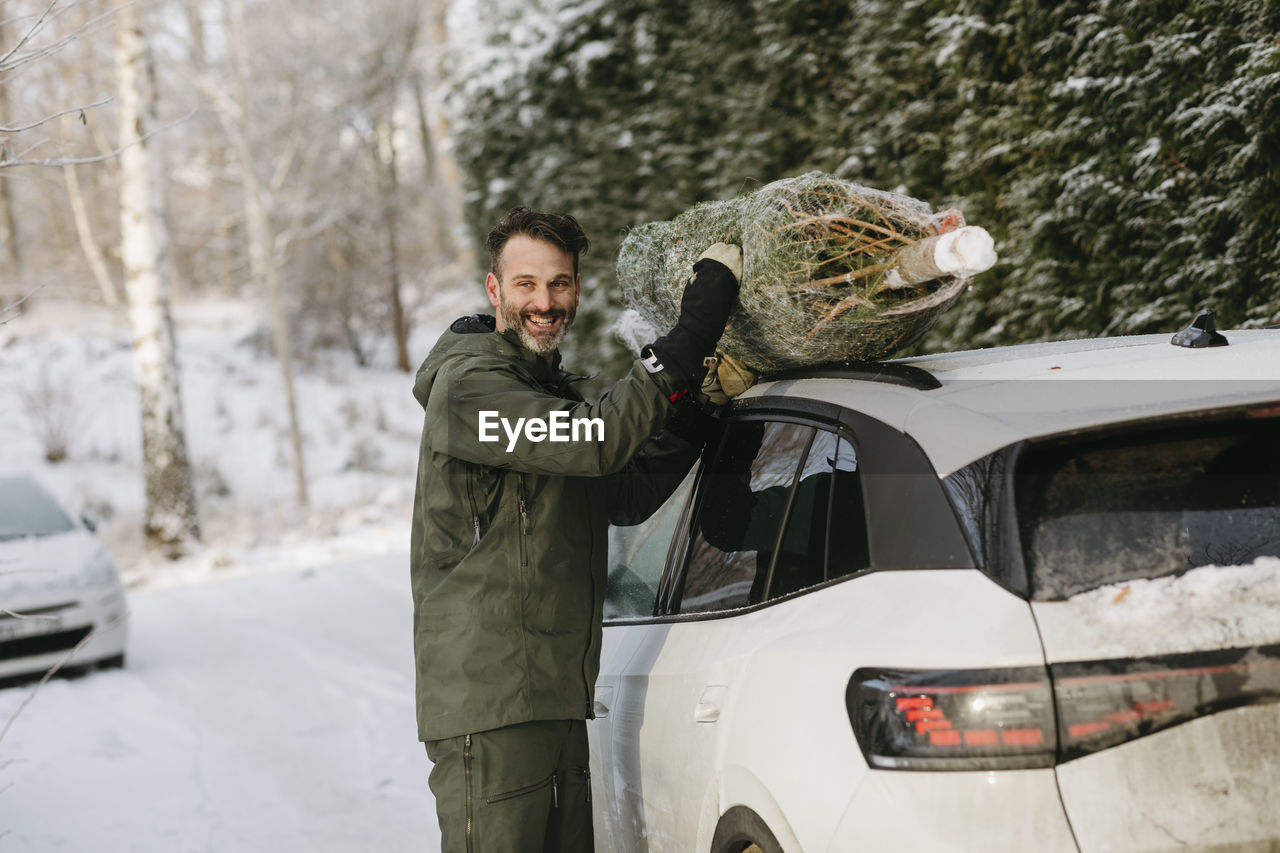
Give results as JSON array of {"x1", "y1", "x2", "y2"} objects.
[{"x1": 1015, "y1": 416, "x2": 1280, "y2": 600}]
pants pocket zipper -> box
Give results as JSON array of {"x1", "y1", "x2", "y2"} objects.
[
  {"x1": 464, "y1": 734, "x2": 474, "y2": 853},
  {"x1": 484, "y1": 771, "x2": 556, "y2": 805}
]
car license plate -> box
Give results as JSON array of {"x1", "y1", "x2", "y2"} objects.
[{"x1": 0, "y1": 613, "x2": 65, "y2": 642}]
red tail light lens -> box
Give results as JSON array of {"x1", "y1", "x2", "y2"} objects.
[
  {"x1": 848, "y1": 667, "x2": 1057, "y2": 770},
  {"x1": 849, "y1": 644, "x2": 1280, "y2": 771},
  {"x1": 1052, "y1": 643, "x2": 1280, "y2": 762}
]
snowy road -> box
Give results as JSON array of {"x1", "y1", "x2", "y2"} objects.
[{"x1": 0, "y1": 556, "x2": 438, "y2": 852}]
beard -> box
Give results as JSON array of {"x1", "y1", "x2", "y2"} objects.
[{"x1": 499, "y1": 296, "x2": 576, "y2": 356}]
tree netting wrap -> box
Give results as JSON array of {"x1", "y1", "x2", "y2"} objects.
[{"x1": 617, "y1": 171, "x2": 996, "y2": 372}]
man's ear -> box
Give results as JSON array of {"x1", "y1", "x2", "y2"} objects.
[
  {"x1": 485, "y1": 273, "x2": 501, "y2": 308},
  {"x1": 574, "y1": 275, "x2": 581, "y2": 303}
]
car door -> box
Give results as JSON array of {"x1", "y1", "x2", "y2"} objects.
[
  {"x1": 593, "y1": 411, "x2": 868, "y2": 851},
  {"x1": 592, "y1": 464, "x2": 696, "y2": 853}
]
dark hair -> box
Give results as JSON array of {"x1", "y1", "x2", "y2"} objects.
[{"x1": 486, "y1": 206, "x2": 590, "y2": 280}]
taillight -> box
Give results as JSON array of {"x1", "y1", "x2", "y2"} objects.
[
  {"x1": 1053, "y1": 643, "x2": 1280, "y2": 762},
  {"x1": 848, "y1": 667, "x2": 1057, "y2": 770},
  {"x1": 848, "y1": 643, "x2": 1280, "y2": 771}
]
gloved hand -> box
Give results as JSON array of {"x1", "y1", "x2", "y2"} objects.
[
  {"x1": 700, "y1": 350, "x2": 758, "y2": 406},
  {"x1": 643, "y1": 243, "x2": 742, "y2": 392}
]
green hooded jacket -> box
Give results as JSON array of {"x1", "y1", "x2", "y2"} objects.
[{"x1": 410, "y1": 315, "x2": 700, "y2": 741}]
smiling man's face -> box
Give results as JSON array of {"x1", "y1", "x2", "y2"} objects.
[{"x1": 486, "y1": 234, "x2": 580, "y2": 360}]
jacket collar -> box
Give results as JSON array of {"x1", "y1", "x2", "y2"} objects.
[{"x1": 453, "y1": 313, "x2": 568, "y2": 381}]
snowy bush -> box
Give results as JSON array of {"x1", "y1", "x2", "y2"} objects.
[{"x1": 17, "y1": 358, "x2": 81, "y2": 464}]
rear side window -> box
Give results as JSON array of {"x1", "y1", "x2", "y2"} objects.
[
  {"x1": 0, "y1": 477, "x2": 74, "y2": 541},
  {"x1": 1016, "y1": 416, "x2": 1280, "y2": 599},
  {"x1": 674, "y1": 419, "x2": 870, "y2": 615},
  {"x1": 770, "y1": 430, "x2": 869, "y2": 598},
  {"x1": 679, "y1": 420, "x2": 811, "y2": 613}
]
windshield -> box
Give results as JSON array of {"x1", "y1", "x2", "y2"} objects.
[
  {"x1": 1015, "y1": 415, "x2": 1280, "y2": 600},
  {"x1": 0, "y1": 477, "x2": 75, "y2": 541}
]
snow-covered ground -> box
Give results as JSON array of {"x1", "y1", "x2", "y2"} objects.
[
  {"x1": 0, "y1": 291, "x2": 482, "y2": 851},
  {"x1": 0, "y1": 556, "x2": 437, "y2": 852}
]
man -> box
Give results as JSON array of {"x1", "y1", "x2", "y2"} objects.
[{"x1": 410, "y1": 205, "x2": 741, "y2": 852}]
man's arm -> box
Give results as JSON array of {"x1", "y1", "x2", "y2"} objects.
[
  {"x1": 422, "y1": 242, "x2": 742, "y2": 477},
  {"x1": 422, "y1": 357, "x2": 677, "y2": 476},
  {"x1": 603, "y1": 414, "x2": 712, "y2": 526}
]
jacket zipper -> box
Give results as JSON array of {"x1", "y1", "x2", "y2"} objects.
[
  {"x1": 577, "y1": 766, "x2": 591, "y2": 804},
  {"x1": 582, "y1": 501, "x2": 598, "y2": 717},
  {"x1": 517, "y1": 474, "x2": 529, "y2": 568},
  {"x1": 466, "y1": 464, "x2": 481, "y2": 549},
  {"x1": 464, "y1": 734, "x2": 474, "y2": 853}
]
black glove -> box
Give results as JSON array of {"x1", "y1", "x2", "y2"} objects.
[
  {"x1": 643, "y1": 243, "x2": 742, "y2": 392},
  {"x1": 662, "y1": 396, "x2": 723, "y2": 447}
]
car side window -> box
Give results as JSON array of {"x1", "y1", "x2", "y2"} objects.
[
  {"x1": 826, "y1": 436, "x2": 870, "y2": 581},
  {"x1": 677, "y1": 420, "x2": 813, "y2": 614},
  {"x1": 767, "y1": 432, "x2": 869, "y2": 599},
  {"x1": 605, "y1": 465, "x2": 697, "y2": 620}
]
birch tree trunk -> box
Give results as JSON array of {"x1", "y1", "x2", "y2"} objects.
[
  {"x1": 418, "y1": 2, "x2": 469, "y2": 272},
  {"x1": 219, "y1": 0, "x2": 308, "y2": 506},
  {"x1": 63, "y1": 128, "x2": 122, "y2": 308},
  {"x1": 412, "y1": 76, "x2": 451, "y2": 265},
  {"x1": 0, "y1": 20, "x2": 21, "y2": 274},
  {"x1": 375, "y1": 122, "x2": 410, "y2": 372},
  {"x1": 116, "y1": 2, "x2": 201, "y2": 557}
]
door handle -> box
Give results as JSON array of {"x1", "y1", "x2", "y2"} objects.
[
  {"x1": 694, "y1": 685, "x2": 728, "y2": 723},
  {"x1": 594, "y1": 685, "x2": 614, "y2": 719}
]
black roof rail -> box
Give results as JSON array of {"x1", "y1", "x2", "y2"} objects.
[{"x1": 758, "y1": 361, "x2": 942, "y2": 390}]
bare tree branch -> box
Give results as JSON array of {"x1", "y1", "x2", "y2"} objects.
[
  {"x1": 0, "y1": 0, "x2": 58, "y2": 70},
  {"x1": 0, "y1": 284, "x2": 43, "y2": 325},
  {"x1": 0, "y1": 618, "x2": 120, "y2": 747},
  {"x1": 1, "y1": 0, "x2": 123, "y2": 77},
  {"x1": 0, "y1": 96, "x2": 111, "y2": 133},
  {"x1": 0, "y1": 107, "x2": 194, "y2": 168},
  {"x1": 0, "y1": 608, "x2": 59, "y2": 622}
]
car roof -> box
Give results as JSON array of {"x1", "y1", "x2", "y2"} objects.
[{"x1": 743, "y1": 329, "x2": 1280, "y2": 477}]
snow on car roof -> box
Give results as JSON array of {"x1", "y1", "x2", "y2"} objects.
[{"x1": 747, "y1": 330, "x2": 1280, "y2": 476}]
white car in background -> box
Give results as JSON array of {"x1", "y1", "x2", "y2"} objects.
[
  {"x1": 0, "y1": 476, "x2": 129, "y2": 683},
  {"x1": 592, "y1": 324, "x2": 1280, "y2": 852}
]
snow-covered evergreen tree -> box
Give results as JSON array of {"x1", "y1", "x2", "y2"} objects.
[{"x1": 444, "y1": 0, "x2": 1280, "y2": 371}]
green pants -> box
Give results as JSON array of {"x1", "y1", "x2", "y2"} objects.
[{"x1": 425, "y1": 719, "x2": 594, "y2": 853}]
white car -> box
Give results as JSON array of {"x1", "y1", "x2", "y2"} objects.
[
  {"x1": 0, "y1": 476, "x2": 129, "y2": 683},
  {"x1": 592, "y1": 325, "x2": 1280, "y2": 852}
]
